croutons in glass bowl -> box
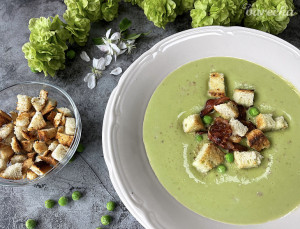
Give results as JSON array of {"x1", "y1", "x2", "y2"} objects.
[{"x1": 0, "y1": 82, "x2": 81, "y2": 186}]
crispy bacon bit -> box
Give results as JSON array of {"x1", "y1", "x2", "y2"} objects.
[
  {"x1": 208, "y1": 117, "x2": 248, "y2": 152},
  {"x1": 200, "y1": 97, "x2": 230, "y2": 117},
  {"x1": 237, "y1": 104, "x2": 247, "y2": 121}
]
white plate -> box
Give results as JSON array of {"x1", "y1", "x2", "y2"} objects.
[{"x1": 102, "y1": 26, "x2": 300, "y2": 229}]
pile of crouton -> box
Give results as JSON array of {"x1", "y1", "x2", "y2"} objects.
[
  {"x1": 0, "y1": 89, "x2": 76, "y2": 181},
  {"x1": 183, "y1": 72, "x2": 288, "y2": 173}
]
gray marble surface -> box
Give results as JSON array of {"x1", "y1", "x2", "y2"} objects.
[{"x1": 0, "y1": 0, "x2": 299, "y2": 228}]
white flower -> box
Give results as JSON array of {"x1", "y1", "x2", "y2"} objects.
[
  {"x1": 105, "y1": 55, "x2": 112, "y2": 66},
  {"x1": 126, "y1": 40, "x2": 136, "y2": 54},
  {"x1": 80, "y1": 51, "x2": 90, "y2": 62},
  {"x1": 110, "y1": 67, "x2": 122, "y2": 76},
  {"x1": 97, "y1": 29, "x2": 122, "y2": 61},
  {"x1": 84, "y1": 57, "x2": 106, "y2": 89}
]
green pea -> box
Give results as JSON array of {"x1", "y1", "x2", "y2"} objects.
[
  {"x1": 45, "y1": 199, "x2": 55, "y2": 209},
  {"x1": 77, "y1": 143, "x2": 85, "y2": 153},
  {"x1": 58, "y1": 196, "x2": 68, "y2": 206},
  {"x1": 203, "y1": 115, "x2": 213, "y2": 125},
  {"x1": 217, "y1": 165, "x2": 226, "y2": 173},
  {"x1": 26, "y1": 219, "x2": 37, "y2": 229},
  {"x1": 66, "y1": 50, "x2": 76, "y2": 59},
  {"x1": 195, "y1": 135, "x2": 203, "y2": 142},
  {"x1": 101, "y1": 215, "x2": 112, "y2": 225},
  {"x1": 249, "y1": 107, "x2": 260, "y2": 117},
  {"x1": 225, "y1": 153, "x2": 234, "y2": 163},
  {"x1": 72, "y1": 191, "x2": 82, "y2": 201},
  {"x1": 107, "y1": 201, "x2": 116, "y2": 211},
  {"x1": 30, "y1": 67, "x2": 38, "y2": 73}
]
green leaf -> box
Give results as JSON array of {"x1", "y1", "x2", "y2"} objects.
[
  {"x1": 92, "y1": 37, "x2": 104, "y2": 45},
  {"x1": 119, "y1": 18, "x2": 132, "y2": 32},
  {"x1": 124, "y1": 31, "x2": 150, "y2": 40}
]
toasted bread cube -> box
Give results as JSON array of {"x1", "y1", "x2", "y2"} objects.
[
  {"x1": 274, "y1": 116, "x2": 288, "y2": 130},
  {"x1": 230, "y1": 135, "x2": 242, "y2": 143},
  {"x1": 192, "y1": 143, "x2": 224, "y2": 173},
  {"x1": 0, "y1": 123, "x2": 14, "y2": 140},
  {"x1": 0, "y1": 110, "x2": 12, "y2": 127},
  {"x1": 21, "y1": 130, "x2": 38, "y2": 141},
  {"x1": 33, "y1": 141, "x2": 48, "y2": 155},
  {"x1": 48, "y1": 141, "x2": 59, "y2": 152},
  {"x1": 39, "y1": 89, "x2": 48, "y2": 101},
  {"x1": 17, "y1": 95, "x2": 32, "y2": 112},
  {"x1": 56, "y1": 132, "x2": 74, "y2": 147},
  {"x1": 9, "y1": 111, "x2": 18, "y2": 122},
  {"x1": 208, "y1": 72, "x2": 226, "y2": 98},
  {"x1": 14, "y1": 126, "x2": 26, "y2": 141},
  {"x1": 38, "y1": 128, "x2": 57, "y2": 142},
  {"x1": 57, "y1": 107, "x2": 72, "y2": 117},
  {"x1": 52, "y1": 144, "x2": 69, "y2": 162},
  {"x1": 22, "y1": 157, "x2": 35, "y2": 175},
  {"x1": 11, "y1": 136, "x2": 22, "y2": 154},
  {"x1": 65, "y1": 118, "x2": 76, "y2": 135},
  {"x1": 234, "y1": 151, "x2": 263, "y2": 169},
  {"x1": 31, "y1": 97, "x2": 46, "y2": 112},
  {"x1": 57, "y1": 126, "x2": 64, "y2": 133},
  {"x1": 20, "y1": 140, "x2": 33, "y2": 153},
  {"x1": 0, "y1": 158, "x2": 7, "y2": 172},
  {"x1": 246, "y1": 129, "x2": 270, "y2": 151},
  {"x1": 256, "y1": 114, "x2": 276, "y2": 131},
  {"x1": 27, "y1": 152, "x2": 37, "y2": 158},
  {"x1": 233, "y1": 89, "x2": 254, "y2": 107},
  {"x1": 1, "y1": 163, "x2": 23, "y2": 180},
  {"x1": 0, "y1": 144, "x2": 14, "y2": 162},
  {"x1": 214, "y1": 101, "x2": 239, "y2": 120},
  {"x1": 183, "y1": 114, "x2": 205, "y2": 133},
  {"x1": 27, "y1": 170, "x2": 38, "y2": 180},
  {"x1": 229, "y1": 119, "x2": 248, "y2": 137},
  {"x1": 3, "y1": 133, "x2": 15, "y2": 145},
  {"x1": 47, "y1": 110, "x2": 57, "y2": 123},
  {"x1": 15, "y1": 112, "x2": 31, "y2": 127},
  {"x1": 41, "y1": 99, "x2": 57, "y2": 115},
  {"x1": 53, "y1": 113, "x2": 63, "y2": 127},
  {"x1": 28, "y1": 112, "x2": 46, "y2": 131},
  {"x1": 11, "y1": 154, "x2": 27, "y2": 164},
  {"x1": 39, "y1": 155, "x2": 58, "y2": 166},
  {"x1": 30, "y1": 161, "x2": 52, "y2": 176}
]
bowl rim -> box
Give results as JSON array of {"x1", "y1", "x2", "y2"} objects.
[{"x1": 0, "y1": 81, "x2": 82, "y2": 187}]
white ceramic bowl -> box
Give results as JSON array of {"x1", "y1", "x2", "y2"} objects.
[{"x1": 103, "y1": 26, "x2": 300, "y2": 229}]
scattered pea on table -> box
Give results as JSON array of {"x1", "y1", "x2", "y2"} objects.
[
  {"x1": 45, "y1": 199, "x2": 55, "y2": 209},
  {"x1": 72, "y1": 191, "x2": 82, "y2": 201},
  {"x1": 101, "y1": 215, "x2": 112, "y2": 225},
  {"x1": 25, "y1": 219, "x2": 37, "y2": 229},
  {"x1": 58, "y1": 196, "x2": 68, "y2": 206},
  {"x1": 107, "y1": 201, "x2": 116, "y2": 211}
]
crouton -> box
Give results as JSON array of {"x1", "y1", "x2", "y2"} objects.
[
  {"x1": 65, "y1": 118, "x2": 76, "y2": 135},
  {"x1": 16, "y1": 95, "x2": 32, "y2": 112},
  {"x1": 0, "y1": 110, "x2": 12, "y2": 127},
  {"x1": 20, "y1": 140, "x2": 33, "y2": 153},
  {"x1": 246, "y1": 129, "x2": 270, "y2": 151},
  {"x1": 1, "y1": 163, "x2": 23, "y2": 180},
  {"x1": 233, "y1": 89, "x2": 254, "y2": 107},
  {"x1": 14, "y1": 126, "x2": 26, "y2": 141},
  {"x1": 15, "y1": 112, "x2": 31, "y2": 127},
  {"x1": 39, "y1": 89, "x2": 48, "y2": 101},
  {"x1": 0, "y1": 158, "x2": 6, "y2": 172},
  {"x1": 44, "y1": 121, "x2": 54, "y2": 129},
  {"x1": 38, "y1": 128, "x2": 57, "y2": 142},
  {"x1": 21, "y1": 130, "x2": 38, "y2": 141},
  {"x1": 192, "y1": 143, "x2": 224, "y2": 173},
  {"x1": 52, "y1": 144, "x2": 69, "y2": 161},
  {"x1": 27, "y1": 152, "x2": 37, "y2": 158},
  {"x1": 33, "y1": 141, "x2": 48, "y2": 155},
  {"x1": 30, "y1": 161, "x2": 52, "y2": 176},
  {"x1": 39, "y1": 155, "x2": 58, "y2": 166},
  {"x1": 57, "y1": 107, "x2": 72, "y2": 117},
  {"x1": 214, "y1": 101, "x2": 239, "y2": 120},
  {"x1": 234, "y1": 151, "x2": 263, "y2": 169},
  {"x1": 48, "y1": 141, "x2": 59, "y2": 152},
  {"x1": 183, "y1": 114, "x2": 205, "y2": 133},
  {"x1": 53, "y1": 113, "x2": 63, "y2": 127},
  {"x1": 0, "y1": 144, "x2": 14, "y2": 162},
  {"x1": 56, "y1": 132, "x2": 74, "y2": 147},
  {"x1": 27, "y1": 170, "x2": 38, "y2": 180},
  {"x1": 46, "y1": 110, "x2": 57, "y2": 123},
  {"x1": 0, "y1": 123, "x2": 14, "y2": 140},
  {"x1": 31, "y1": 97, "x2": 46, "y2": 112},
  {"x1": 230, "y1": 135, "x2": 242, "y2": 143},
  {"x1": 28, "y1": 112, "x2": 46, "y2": 131},
  {"x1": 274, "y1": 116, "x2": 288, "y2": 130},
  {"x1": 9, "y1": 111, "x2": 18, "y2": 122},
  {"x1": 256, "y1": 114, "x2": 276, "y2": 131},
  {"x1": 57, "y1": 126, "x2": 64, "y2": 133},
  {"x1": 229, "y1": 119, "x2": 248, "y2": 137},
  {"x1": 41, "y1": 98, "x2": 57, "y2": 115},
  {"x1": 3, "y1": 132, "x2": 15, "y2": 145},
  {"x1": 22, "y1": 157, "x2": 34, "y2": 174},
  {"x1": 11, "y1": 136, "x2": 22, "y2": 154},
  {"x1": 208, "y1": 72, "x2": 226, "y2": 98},
  {"x1": 10, "y1": 155, "x2": 27, "y2": 164}
]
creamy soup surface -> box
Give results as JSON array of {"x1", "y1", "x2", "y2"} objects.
[{"x1": 143, "y1": 57, "x2": 300, "y2": 224}]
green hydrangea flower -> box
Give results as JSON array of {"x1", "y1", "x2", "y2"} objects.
[
  {"x1": 101, "y1": 0, "x2": 120, "y2": 22},
  {"x1": 124, "y1": 0, "x2": 144, "y2": 8},
  {"x1": 244, "y1": 0, "x2": 296, "y2": 35},
  {"x1": 174, "y1": 0, "x2": 195, "y2": 15},
  {"x1": 190, "y1": 0, "x2": 247, "y2": 28}
]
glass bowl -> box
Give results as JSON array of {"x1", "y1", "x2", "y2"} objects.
[{"x1": 0, "y1": 81, "x2": 82, "y2": 186}]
